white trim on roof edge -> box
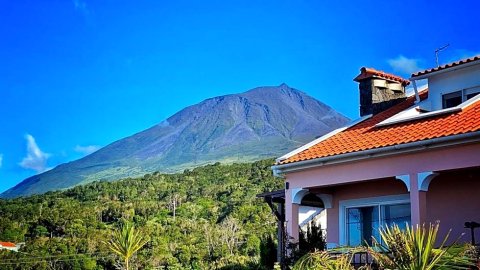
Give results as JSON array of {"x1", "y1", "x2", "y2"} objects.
[{"x1": 276, "y1": 114, "x2": 373, "y2": 163}]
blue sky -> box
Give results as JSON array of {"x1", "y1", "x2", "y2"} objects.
[{"x1": 1, "y1": 0, "x2": 479, "y2": 193}]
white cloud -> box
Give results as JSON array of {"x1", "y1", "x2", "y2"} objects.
[
  {"x1": 19, "y1": 134, "x2": 51, "y2": 173},
  {"x1": 0, "y1": 154, "x2": 3, "y2": 168},
  {"x1": 74, "y1": 145, "x2": 101, "y2": 156},
  {"x1": 73, "y1": 0, "x2": 88, "y2": 12},
  {"x1": 73, "y1": 0, "x2": 91, "y2": 20},
  {"x1": 387, "y1": 55, "x2": 423, "y2": 75}
]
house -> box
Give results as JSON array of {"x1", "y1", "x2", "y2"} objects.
[
  {"x1": 0, "y1": 241, "x2": 21, "y2": 252},
  {"x1": 264, "y1": 56, "x2": 480, "y2": 252}
]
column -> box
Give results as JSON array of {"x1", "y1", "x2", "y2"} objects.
[
  {"x1": 409, "y1": 173, "x2": 427, "y2": 226},
  {"x1": 285, "y1": 189, "x2": 300, "y2": 242}
]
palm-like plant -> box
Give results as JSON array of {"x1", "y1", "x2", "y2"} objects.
[
  {"x1": 292, "y1": 250, "x2": 356, "y2": 270},
  {"x1": 105, "y1": 222, "x2": 149, "y2": 270},
  {"x1": 367, "y1": 223, "x2": 474, "y2": 270}
]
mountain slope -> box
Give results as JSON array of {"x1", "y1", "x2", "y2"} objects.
[{"x1": 2, "y1": 84, "x2": 349, "y2": 198}]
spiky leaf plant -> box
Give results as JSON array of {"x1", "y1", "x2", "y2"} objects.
[
  {"x1": 105, "y1": 222, "x2": 149, "y2": 270},
  {"x1": 292, "y1": 250, "x2": 357, "y2": 270},
  {"x1": 367, "y1": 223, "x2": 474, "y2": 270}
]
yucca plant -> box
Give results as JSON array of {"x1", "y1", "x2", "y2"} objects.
[
  {"x1": 105, "y1": 222, "x2": 149, "y2": 270},
  {"x1": 293, "y1": 251, "x2": 354, "y2": 270},
  {"x1": 366, "y1": 223, "x2": 474, "y2": 270},
  {"x1": 292, "y1": 250, "x2": 360, "y2": 270}
]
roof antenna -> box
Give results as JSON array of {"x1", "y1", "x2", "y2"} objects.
[{"x1": 435, "y1": 44, "x2": 449, "y2": 67}]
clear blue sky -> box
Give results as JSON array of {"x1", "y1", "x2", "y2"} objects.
[{"x1": 1, "y1": 0, "x2": 479, "y2": 193}]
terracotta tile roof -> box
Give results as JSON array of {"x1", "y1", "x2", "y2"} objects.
[
  {"x1": 354, "y1": 67, "x2": 410, "y2": 86},
  {"x1": 411, "y1": 55, "x2": 480, "y2": 78},
  {"x1": 0, "y1": 242, "x2": 16, "y2": 248},
  {"x1": 279, "y1": 90, "x2": 480, "y2": 165}
]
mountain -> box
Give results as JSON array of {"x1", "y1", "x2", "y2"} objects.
[{"x1": 1, "y1": 84, "x2": 349, "y2": 198}]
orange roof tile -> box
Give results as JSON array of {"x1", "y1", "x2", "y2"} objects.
[
  {"x1": 0, "y1": 242, "x2": 16, "y2": 248},
  {"x1": 411, "y1": 55, "x2": 480, "y2": 78},
  {"x1": 279, "y1": 91, "x2": 480, "y2": 165},
  {"x1": 354, "y1": 67, "x2": 410, "y2": 86}
]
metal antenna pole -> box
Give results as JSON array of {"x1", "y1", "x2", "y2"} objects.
[{"x1": 435, "y1": 44, "x2": 450, "y2": 67}]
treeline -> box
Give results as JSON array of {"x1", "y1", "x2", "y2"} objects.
[{"x1": 0, "y1": 159, "x2": 281, "y2": 269}]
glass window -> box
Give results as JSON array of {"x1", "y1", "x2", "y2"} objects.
[
  {"x1": 442, "y1": 87, "x2": 480, "y2": 109},
  {"x1": 347, "y1": 206, "x2": 379, "y2": 246},
  {"x1": 442, "y1": 91, "x2": 462, "y2": 108},
  {"x1": 346, "y1": 203, "x2": 410, "y2": 246},
  {"x1": 383, "y1": 203, "x2": 411, "y2": 230},
  {"x1": 466, "y1": 92, "x2": 479, "y2": 100},
  {"x1": 465, "y1": 86, "x2": 480, "y2": 101}
]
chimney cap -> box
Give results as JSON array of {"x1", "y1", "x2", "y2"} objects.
[{"x1": 354, "y1": 67, "x2": 410, "y2": 86}]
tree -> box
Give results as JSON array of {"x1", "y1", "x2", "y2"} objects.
[
  {"x1": 0, "y1": 159, "x2": 281, "y2": 269},
  {"x1": 260, "y1": 234, "x2": 276, "y2": 269},
  {"x1": 286, "y1": 222, "x2": 327, "y2": 267},
  {"x1": 105, "y1": 222, "x2": 149, "y2": 270},
  {"x1": 299, "y1": 222, "x2": 326, "y2": 254},
  {"x1": 220, "y1": 216, "x2": 242, "y2": 255}
]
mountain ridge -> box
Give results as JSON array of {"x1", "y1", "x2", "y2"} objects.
[{"x1": 1, "y1": 84, "x2": 350, "y2": 198}]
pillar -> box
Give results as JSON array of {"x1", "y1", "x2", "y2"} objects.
[
  {"x1": 409, "y1": 173, "x2": 427, "y2": 226},
  {"x1": 285, "y1": 188, "x2": 300, "y2": 242},
  {"x1": 398, "y1": 173, "x2": 429, "y2": 226}
]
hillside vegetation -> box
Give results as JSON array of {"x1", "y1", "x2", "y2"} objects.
[{"x1": 0, "y1": 159, "x2": 281, "y2": 269}]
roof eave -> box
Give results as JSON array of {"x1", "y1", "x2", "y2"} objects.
[
  {"x1": 410, "y1": 60, "x2": 480, "y2": 80},
  {"x1": 272, "y1": 131, "x2": 480, "y2": 176}
]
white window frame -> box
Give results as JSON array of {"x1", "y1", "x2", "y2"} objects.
[
  {"x1": 442, "y1": 86, "x2": 480, "y2": 109},
  {"x1": 338, "y1": 194, "x2": 410, "y2": 246},
  {"x1": 464, "y1": 86, "x2": 480, "y2": 100}
]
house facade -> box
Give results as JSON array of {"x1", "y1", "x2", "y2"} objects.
[
  {"x1": 0, "y1": 241, "x2": 21, "y2": 252},
  {"x1": 270, "y1": 56, "x2": 480, "y2": 249}
]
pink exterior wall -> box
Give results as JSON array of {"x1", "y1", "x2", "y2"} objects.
[
  {"x1": 283, "y1": 143, "x2": 480, "y2": 246},
  {"x1": 318, "y1": 171, "x2": 480, "y2": 245},
  {"x1": 286, "y1": 144, "x2": 480, "y2": 190},
  {"x1": 426, "y1": 169, "x2": 480, "y2": 245}
]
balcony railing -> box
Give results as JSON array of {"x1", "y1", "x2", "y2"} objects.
[{"x1": 329, "y1": 251, "x2": 379, "y2": 269}]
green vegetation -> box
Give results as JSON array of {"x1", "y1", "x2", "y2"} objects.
[
  {"x1": 105, "y1": 222, "x2": 149, "y2": 270},
  {"x1": 292, "y1": 251, "x2": 357, "y2": 270},
  {"x1": 0, "y1": 159, "x2": 281, "y2": 269},
  {"x1": 367, "y1": 223, "x2": 474, "y2": 270},
  {"x1": 293, "y1": 223, "x2": 476, "y2": 270},
  {"x1": 284, "y1": 222, "x2": 327, "y2": 267}
]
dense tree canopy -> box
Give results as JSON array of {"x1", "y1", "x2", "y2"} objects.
[{"x1": 0, "y1": 159, "x2": 282, "y2": 269}]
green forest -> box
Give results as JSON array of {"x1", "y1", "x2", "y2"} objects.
[{"x1": 0, "y1": 159, "x2": 282, "y2": 269}]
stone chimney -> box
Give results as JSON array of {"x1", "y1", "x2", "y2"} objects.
[{"x1": 354, "y1": 67, "x2": 410, "y2": 116}]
